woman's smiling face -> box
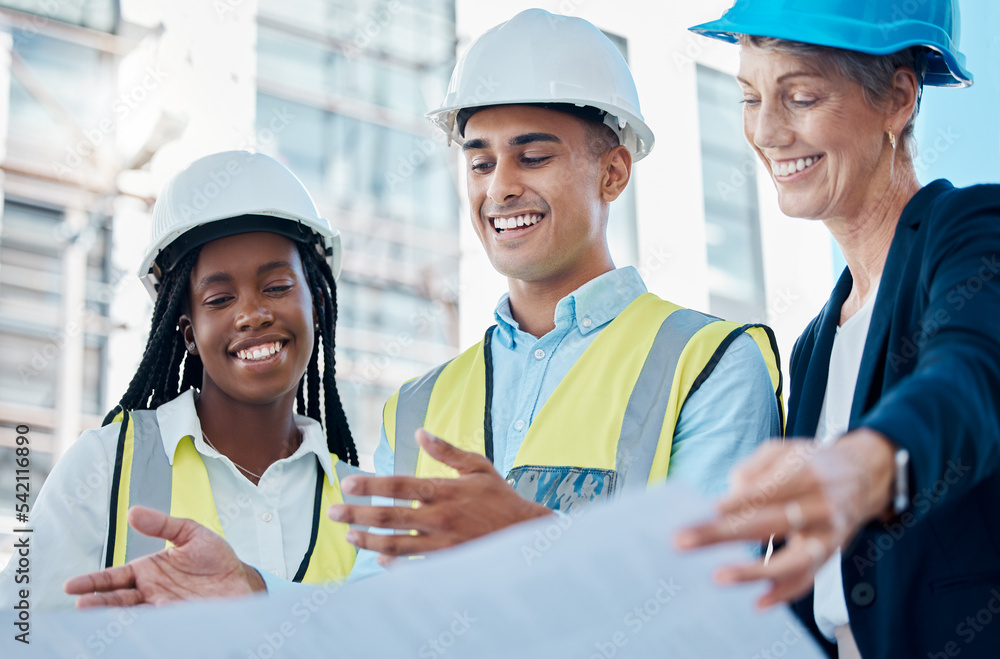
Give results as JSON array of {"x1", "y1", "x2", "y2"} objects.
[
  {"x1": 738, "y1": 46, "x2": 892, "y2": 222},
  {"x1": 179, "y1": 232, "x2": 314, "y2": 407}
]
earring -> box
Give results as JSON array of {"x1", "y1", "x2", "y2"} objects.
[
  {"x1": 187, "y1": 342, "x2": 196, "y2": 352},
  {"x1": 888, "y1": 129, "x2": 896, "y2": 150}
]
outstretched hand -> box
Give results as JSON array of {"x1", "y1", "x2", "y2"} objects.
[
  {"x1": 329, "y1": 429, "x2": 553, "y2": 563},
  {"x1": 64, "y1": 506, "x2": 265, "y2": 608},
  {"x1": 674, "y1": 430, "x2": 896, "y2": 609}
]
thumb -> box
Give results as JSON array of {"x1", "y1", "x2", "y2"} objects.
[
  {"x1": 127, "y1": 506, "x2": 201, "y2": 547},
  {"x1": 416, "y1": 428, "x2": 492, "y2": 475}
]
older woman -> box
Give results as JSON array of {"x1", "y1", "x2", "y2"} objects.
[{"x1": 679, "y1": 1, "x2": 1000, "y2": 658}]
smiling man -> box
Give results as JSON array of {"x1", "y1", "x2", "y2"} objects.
[{"x1": 331, "y1": 8, "x2": 785, "y2": 572}]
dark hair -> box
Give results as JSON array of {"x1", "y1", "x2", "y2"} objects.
[
  {"x1": 739, "y1": 36, "x2": 927, "y2": 154},
  {"x1": 458, "y1": 103, "x2": 620, "y2": 160},
  {"x1": 103, "y1": 238, "x2": 358, "y2": 466}
]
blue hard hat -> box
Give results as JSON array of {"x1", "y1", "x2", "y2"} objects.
[{"x1": 689, "y1": 0, "x2": 973, "y2": 87}]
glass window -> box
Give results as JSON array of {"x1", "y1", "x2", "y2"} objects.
[
  {"x1": 0, "y1": 200, "x2": 109, "y2": 414},
  {"x1": 8, "y1": 30, "x2": 113, "y2": 164},
  {"x1": 0, "y1": 0, "x2": 119, "y2": 33},
  {"x1": 258, "y1": 0, "x2": 454, "y2": 68},
  {"x1": 256, "y1": 94, "x2": 458, "y2": 231},
  {"x1": 602, "y1": 30, "x2": 638, "y2": 267},
  {"x1": 697, "y1": 65, "x2": 766, "y2": 322}
]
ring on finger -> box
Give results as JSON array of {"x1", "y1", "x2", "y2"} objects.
[{"x1": 784, "y1": 500, "x2": 805, "y2": 532}]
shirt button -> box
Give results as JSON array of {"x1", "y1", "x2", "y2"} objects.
[
  {"x1": 514, "y1": 420, "x2": 526, "y2": 431},
  {"x1": 850, "y1": 582, "x2": 876, "y2": 608},
  {"x1": 269, "y1": 569, "x2": 280, "y2": 576},
  {"x1": 534, "y1": 349, "x2": 545, "y2": 360},
  {"x1": 582, "y1": 317, "x2": 592, "y2": 328},
  {"x1": 261, "y1": 512, "x2": 273, "y2": 523}
]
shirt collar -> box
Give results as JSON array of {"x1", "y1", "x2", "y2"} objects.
[
  {"x1": 492, "y1": 266, "x2": 646, "y2": 347},
  {"x1": 155, "y1": 388, "x2": 336, "y2": 482}
]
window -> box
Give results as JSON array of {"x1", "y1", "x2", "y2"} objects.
[
  {"x1": 0, "y1": 200, "x2": 110, "y2": 415},
  {"x1": 7, "y1": 29, "x2": 114, "y2": 166},
  {"x1": 256, "y1": 94, "x2": 457, "y2": 231},
  {"x1": 603, "y1": 30, "x2": 638, "y2": 268},
  {"x1": 0, "y1": 0, "x2": 119, "y2": 33},
  {"x1": 697, "y1": 64, "x2": 766, "y2": 322}
]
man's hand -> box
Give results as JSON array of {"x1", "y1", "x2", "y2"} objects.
[
  {"x1": 329, "y1": 429, "x2": 553, "y2": 562},
  {"x1": 64, "y1": 506, "x2": 265, "y2": 608},
  {"x1": 674, "y1": 429, "x2": 896, "y2": 609}
]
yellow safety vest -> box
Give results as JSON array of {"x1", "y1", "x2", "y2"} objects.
[
  {"x1": 105, "y1": 410, "x2": 360, "y2": 584},
  {"x1": 384, "y1": 293, "x2": 783, "y2": 511}
]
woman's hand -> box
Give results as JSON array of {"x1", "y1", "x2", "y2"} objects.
[
  {"x1": 674, "y1": 429, "x2": 897, "y2": 608},
  {"x1": 64, "y1": 506, "x2": 265, "y2": 608}
]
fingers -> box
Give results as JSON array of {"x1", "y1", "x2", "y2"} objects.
[
  {"x1": 345, "y1": 528, "x2": 449, "y2": 557},
  {"x1": 64, "y1": 564, "x2": 136, "y2": 596},
  {"x1": 127, "y1": 506, "x2": 201, "y2": 547},
  {"x1": 415, "y1": 429, "x2": 494, "y2": 475},
  {"x1": 341, "y1": 475, "x2": 443, "y2": 502},
  {"x1": 715, "y1": 535, "x2": 830, "y2": 609},
  {"x1": 676, "y1": 494, "x2": 829, "y2": 550},
  {"x1": 75, "y1": 589, "x2": 146, "y2": 610},
  {"x1": 329, "y1": 502, "x2": 425, "y2": 532}
]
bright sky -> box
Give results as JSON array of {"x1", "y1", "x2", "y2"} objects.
[{"x1": 909, "y1": 0, "x2": 998, "y2": 186}]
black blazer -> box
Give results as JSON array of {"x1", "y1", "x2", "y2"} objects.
[{"x1": 787, "y1": 180, "x2": 1000, "y2": 659}]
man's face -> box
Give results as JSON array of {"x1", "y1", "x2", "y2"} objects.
[{"x1": 462, "y1": 105, "x2": 618, "y2": 286}]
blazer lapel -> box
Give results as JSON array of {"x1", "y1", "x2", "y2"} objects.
[{"x1": 792, "y1": 267, "x2": 853, "y2": 437}]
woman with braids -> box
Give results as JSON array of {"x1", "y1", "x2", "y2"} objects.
[{"x1": 0, "y1": 151, "x2": 365, "y2": 611}]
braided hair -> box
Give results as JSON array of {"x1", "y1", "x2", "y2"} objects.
[{"x1": 103, "y1": 238, "x2": 358, "y2": 466}]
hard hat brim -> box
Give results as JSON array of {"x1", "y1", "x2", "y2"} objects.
[
  {"x1": 138, "y1": 213, "x2": 341, "y2": 299},
  {"x1": 426, "y1": 99, "x2": 656, "y2": 162},
  {"x1": 689, "y1": 13, "x2": 973, "y2": 88}
]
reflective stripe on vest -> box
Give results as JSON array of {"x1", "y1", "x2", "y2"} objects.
[
  {"x1": 104, "y1": 410, "x2": 361, "y2": 583},
  {"x1": 383, "y1": 293, "x2": 784, "y2": 505}
]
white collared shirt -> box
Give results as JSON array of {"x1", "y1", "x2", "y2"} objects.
[{"x1": 0, "y1": 389, "x2": 338, "y2": 611}]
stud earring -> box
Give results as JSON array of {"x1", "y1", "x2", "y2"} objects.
[
  {"x1": 188, "y1": 342, "x2": 196, "y2": 352},
  {"x1": 887, "y1": 129, "x2": 896, "y2": 150}
]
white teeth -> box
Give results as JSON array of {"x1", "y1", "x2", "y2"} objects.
[
  {"x1": 774, "y1": 156, "x2": 820, "y2": 177},
  {"x1": 235, "y1": 341, "x2": 282, "y2": 361},
  {"x1": 492, "y1": 213, "x2": 543, "y2": 231}
]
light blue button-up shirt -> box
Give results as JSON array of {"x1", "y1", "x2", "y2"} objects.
[{"x1": 350, "y1": 267, "x2": 780, "y2": 581}]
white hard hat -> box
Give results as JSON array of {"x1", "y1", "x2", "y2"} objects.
[
  {"x1": 426, "y1": 8, "x2": 655, "y2": 161},
  {"x1": 139, "y1": 151, "x2": 341, "y2": 300}
]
